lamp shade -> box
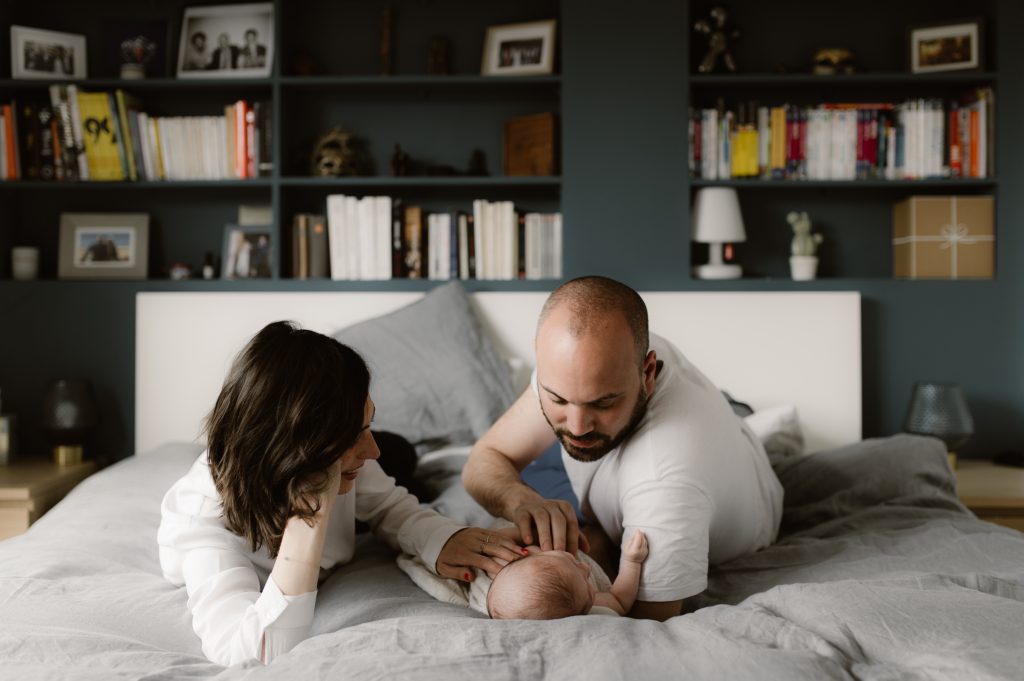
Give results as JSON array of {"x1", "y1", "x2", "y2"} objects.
[
  {"x1": 692, "y1": 187, "x2": 746, "y2": 243},
  {"x1": 39, "y1": 379, "x2": 98, "y2": 439},
  {"x1": 903, "y1": 382, "x2": 974, "y2": 451}
]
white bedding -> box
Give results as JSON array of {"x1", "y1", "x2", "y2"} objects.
[{"x1": 2, "y1": 437, "x2": 1023, "y2": 680}]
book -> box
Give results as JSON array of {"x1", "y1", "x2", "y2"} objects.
[
  {"x1": 292, "y1": 213, "x2": 309, "y2": 279},
  {"x1": 114, "y1": 90, "x2": 144, "y2": 181},
  {"x1": 308, "y1": 213, "x2": 329, "y2": 279},
  {"x1": 76, "y1": 91, "x2": 125, "y2": 180},
  {"x1": 504, "y1": 112, "x2": 557, "y2": 176},
  {"x1": 403, "y1": 204, "x2": 424, "y2": 278}
]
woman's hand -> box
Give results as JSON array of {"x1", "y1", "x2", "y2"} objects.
[{"x1": 435, "y1": 527, "x2": 527, "y2": 582}]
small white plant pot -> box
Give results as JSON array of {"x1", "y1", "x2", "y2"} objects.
[{"x1": 789, "y1": 255, "x2": 818, "y2": 281}]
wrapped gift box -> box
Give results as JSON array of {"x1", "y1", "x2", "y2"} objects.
[{"x1": 893, "y1": 196, "x2": 994, "y2": 279}]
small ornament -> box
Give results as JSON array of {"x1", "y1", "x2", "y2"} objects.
[
  {"x1": 311, "y1": 127, "x2": 362, "y2": 177},
  {"x1": 694, "y1": 6, "x2": 740, "y2": 74},
  {"x1": 120, "y1": 35, "x2": 156, "y2": 79}
]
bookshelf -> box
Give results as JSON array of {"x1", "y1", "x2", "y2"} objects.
[
  {"x1": 0, "y1": 0, "x2": 562, "y2": 285},
  {"x1": 686, "y1": 0, "x2": 999, "y2": 281}
]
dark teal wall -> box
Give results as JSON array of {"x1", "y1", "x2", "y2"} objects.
[{"x1": 1, "y1": 1, "x2": 1021, "y2": 463}]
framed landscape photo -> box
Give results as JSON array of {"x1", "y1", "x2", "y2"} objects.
[
  {"x1": 222, "y1": 224, "x2": 273, "y2": 279},
  {"x1": 58, "y1": 213, "x2": 149, "y2": 280},
  {"x1": 177, "y1": 2, "x2": 274, "y2": 78},
  {"x1": 10, "y1": 25, "x2": 87, "y2": 80},
  {"x1": 909, "y1": 19, "x2": 983, "y2": 74},
  {"x1": 481, "y1": 19, "x2": 556, "y2": 76}
]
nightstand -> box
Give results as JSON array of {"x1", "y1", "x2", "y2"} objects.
[
  {"x1": 955, "y1": 460, "x2": 1024, "y2": 531},
  {"x1": 0, "y1": 460, "x2": 97, "y2": 540}
]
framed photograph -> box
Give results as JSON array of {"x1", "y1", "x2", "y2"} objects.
[
  {"x1": 58, "y1": 213, "x2": 149, "y2": 280},
  {"x1": 177, "y1": 3, "x2": 274, "y2": 78},
  {"x1": 222, "y1": 224, "x2": 273, "y2": 279},
  {"x1": 10, "y1": 25, "x2": 87, "y2": 80},
  {"x1": 481, "y1": 20, "x2": 557, "y2": 76},
  {"x1": 909, "y1": 19, "x2": 983, "y2": 74}
]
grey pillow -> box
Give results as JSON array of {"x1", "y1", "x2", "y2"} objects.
[{"x1": 334, "y1": 281, "x2": 517, "y2": 450}]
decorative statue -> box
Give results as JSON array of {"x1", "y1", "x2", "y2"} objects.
[
  {"x1": 694, "y1": 5, "x2": 740, "y2": 73},
  {"x1": 788, "y1": 211, "x2": 823, "y2": 256},
  {"x1": 120, "y1": 34, "x2": 156, "y2": 79},
  {"x1": 311, "y1": 127, "x2": 360, "y2": 176},
  {"x1": 812, "y1": 48, "x2": 856, "y2": 75}
]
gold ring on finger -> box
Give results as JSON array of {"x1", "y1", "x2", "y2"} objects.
[{"x1": 484, "y1": 534, "x2": 491, "y2": 544}]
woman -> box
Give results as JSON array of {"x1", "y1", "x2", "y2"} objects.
[{"x1": 158, "y1": 321, "x2": 523, "y2": 666}]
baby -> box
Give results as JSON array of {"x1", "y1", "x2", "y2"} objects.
[{"x1": 487, "y1": 530, "x2": 648, "y2": 619}]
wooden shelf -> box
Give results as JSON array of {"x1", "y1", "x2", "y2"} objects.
[
  {"x1": 690, "y1": 179, "x2": 998, "y2": 189},
  {"x1": 690, "y1": 72, "x2": 999, "y2": 87}
]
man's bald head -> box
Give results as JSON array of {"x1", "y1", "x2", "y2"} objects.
[{"x1": 537, "y1": 276, "x2": 649, "y2": 366}]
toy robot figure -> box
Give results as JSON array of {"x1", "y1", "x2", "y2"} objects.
[{"x1": 694, "y1": 6, "x2": 740, "y2": 73}]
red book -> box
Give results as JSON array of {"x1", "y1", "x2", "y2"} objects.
[
  {"x1": 3, "y1": 104, "x2": 16, "y2": 179},
  {"x1": 949, "y1": 107, "x2": 962, "y2": 178},
  {"x1": 969, "y1": 108, "x2": 980, "y2": 178},
  {"x1": 234, "y1": 100, "x2": 248, "y2": 179}
]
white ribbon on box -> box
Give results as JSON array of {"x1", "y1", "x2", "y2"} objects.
[{"x1": 892, "y1": 196, "x2": 994, "y2": 279}]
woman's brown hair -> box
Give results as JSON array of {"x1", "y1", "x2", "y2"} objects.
[{"x1": 205, "y1": 321, "x2": 370, "y2": 557}]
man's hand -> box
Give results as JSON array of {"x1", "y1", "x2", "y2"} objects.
[
  {"x1": 435, "y1": 527, "x2": 526, "y2": 582},
  {"x1": 511, "y1": 499, "x2": 590, "y2": 554}
]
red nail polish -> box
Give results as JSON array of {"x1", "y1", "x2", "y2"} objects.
[
  {"x1": 464, "y1": 572, "x2": 471, "y2": 581},
  {"x1": 521, "y1": 548, "x2": 529, "y2": 555}
]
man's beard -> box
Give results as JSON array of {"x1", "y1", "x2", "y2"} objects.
[{"x1": 543, "y1": 388, "x2": 649, "y2": 463}]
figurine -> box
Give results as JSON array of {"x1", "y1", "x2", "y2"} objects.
[
  {"x1": 390, "y1": 143, "x2": 410, "y2": 176},
  {"x1": 427, "y1": 36, "x2": 450, "y2": 75},
  {"x1": 788, "y1": 211, "x2": 823, "y2": 256},
  {"x1": 812, "y1": 48, "x2": 856, "y2": 75},
  {"x1": 311, "y1": 127, "x2": 361, "y2": 176},
  {"x1": 694, "y1": 5, "x2": 740, "y2": 73},
  {"x1": 120, "y1": 35, "x2": 156, "y2": 79},
  {"x1": 787, "y1": 211, "x2": 823, "y2": 281}
]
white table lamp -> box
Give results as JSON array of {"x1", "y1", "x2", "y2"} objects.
[{"x1": 692, "y1": 187, "x2": 746, "y2": 279}]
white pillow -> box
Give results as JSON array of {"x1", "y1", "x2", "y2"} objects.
[{"x1": 744, "y1": 405, "x2": 804, "y2": 464}]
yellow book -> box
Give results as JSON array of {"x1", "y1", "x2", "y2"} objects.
[
  {"x1": 151, "y1": 118, "x2": 165, "y2": 180},
  {"x1": 76, "y1": 91, "x2": 125, "y2": 181}
]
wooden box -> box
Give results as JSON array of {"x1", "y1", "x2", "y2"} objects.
[
  {"x1": 893, "y1": 195, "x2": 994, "y2": 279},
  {"x1": 504, "y1": 112, "x2": 557, "y2": 176}
]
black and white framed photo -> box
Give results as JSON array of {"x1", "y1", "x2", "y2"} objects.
[
  {"x1": 222, "y1": 224, "x2": 273, "y2": 279},
  {"x1": 10, "y1": 25, "x2": 87, "y2": 80},
  {"x1": 58, "y1": 213, "x2": 149, "y2": 280},
  {"x1": 909, "y1": 19, "x2": 983, "y2": 74},
  {"x1": 177, "y1": 2, "x2": 274, "y2": 78},
  {"x1": 481, "y1": 19, "x2": 557, "y2": 76}
]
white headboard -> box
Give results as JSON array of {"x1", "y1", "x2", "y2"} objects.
[{"x1": 136, "y1": 291, "x2": 861, "y2": 456}]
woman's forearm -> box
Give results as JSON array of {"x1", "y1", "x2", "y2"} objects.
[{"x1": 271, "y1": 510, "x2": 331, "y2": 595}]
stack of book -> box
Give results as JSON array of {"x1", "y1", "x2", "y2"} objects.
[
  {"x1": 0, "y1": 87, "x2": 271, "y2": 182},
  {"x1": 690, "y1": 87, "x2": 994, "y2": 181},
  {"x1": 308, "y1": 195, "x2": 562, "y2": 281}
]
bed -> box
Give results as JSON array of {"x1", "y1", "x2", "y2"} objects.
[{"x1": 2, "y1": 284, "x2": 1022, "y2": 680}]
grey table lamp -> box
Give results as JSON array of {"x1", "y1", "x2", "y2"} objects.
[
  {"x1": 39, "y1": 379, "x2": 98, "y2": 466},
  {"x1": 903, "y1": 382, "x2": 974, "y2": 467}
]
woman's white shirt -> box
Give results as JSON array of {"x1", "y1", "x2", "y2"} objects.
[{"x1": 157, "y1": 451, "x2": 462, "y2": 666}]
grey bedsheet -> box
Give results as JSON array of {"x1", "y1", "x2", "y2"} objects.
[{"x1": 1, "y1": 435, "x2": 1022, "y2": 680}]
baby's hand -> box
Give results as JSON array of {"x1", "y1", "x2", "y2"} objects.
[{"x1": 622, "y1": 530, "x2": 648, "y2": 564}]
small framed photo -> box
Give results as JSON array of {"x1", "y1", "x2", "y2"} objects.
[
  {"x1": 222, "y1": 224, "x2": 273, "y2": 279},
  {"x1": 10, "y1": 25, "x2": 87, "y2": 80},
  {"x1": 481, "y1": 19, "x2": 557, "y2": 76},
  {"x1": 177, "y1": 2, "x2": 274, "y2": 78},
  {"x1": 909, "y1": 19, "x2": 983, "y2": 74},
  {"x1": 58, "y1": 213, "x2": 149, "y2": 280}
]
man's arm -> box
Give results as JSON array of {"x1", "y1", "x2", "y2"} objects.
[{"x1": 462, "y1": 388, "x2": 584, "y2": 554}]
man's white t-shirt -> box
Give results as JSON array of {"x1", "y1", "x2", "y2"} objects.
[{"x1": 533, "y1": 333, "x2": 783, "y2": 603}]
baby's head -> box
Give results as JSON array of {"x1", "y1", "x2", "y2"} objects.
[{"x1": 487, "y1": 549, "x2": 596, "y2": 620}]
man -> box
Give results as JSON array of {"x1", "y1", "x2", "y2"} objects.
[
  {"x1": 462, "y1": 276, "x2": 783, "y2": 620},
  {"x1": 238, "y1": 28, "x2": 267, "y2": 68},
  {"x1": 208, "y1": 33, "x2": 239, "y2": 70}
]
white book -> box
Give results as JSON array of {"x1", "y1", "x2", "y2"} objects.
[
  {"x1": 375, "y1": 196, "x2": 391, "y2": 280},
  {"x1": 472, "y1": 199, "x2": 485, "y2": 279},
  {"x1": 458, "y1": 214, "x2": 469, "y2": 280},
  {"x1": 357, "y1": 196, "x2": 376, "y2": 280},
  {"x1": 701, "y1": 109, "x2": 718, "y2": 180},
  {"x1": 65, "y1": 84, "x2": 89, "y2": 180},
  {"x1": 503, "y1": 201, "x2": 516, "y2": 280},
  {"x1": 552, "y1": 213, "x2": 563, "y2": 279},
  {"x1": 326, "y1": 194, "x2": 347, "y2": 281}
]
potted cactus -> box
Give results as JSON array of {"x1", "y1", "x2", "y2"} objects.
[{"x1": 787, "y1": 211, "x2": 823, "y2": 281}]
